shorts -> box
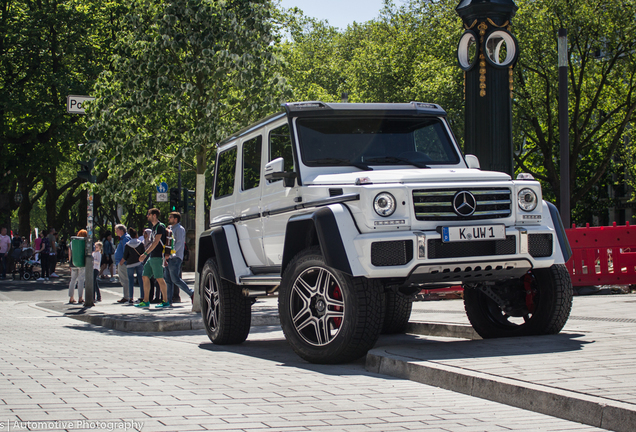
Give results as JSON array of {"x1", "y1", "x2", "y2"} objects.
[
  {"x1": 101, "y1": 254, "x2": 113, "y2": 266},
  {"x1": 143, "y1": 257, "x2": 164, "y2": 279}
]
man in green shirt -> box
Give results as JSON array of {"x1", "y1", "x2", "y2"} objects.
[{"x1": 135, "y1": 208, "x2": 170, "y2": 309}]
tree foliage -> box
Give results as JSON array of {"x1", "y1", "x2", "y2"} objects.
[
  {"x1": 86, "y1": 0, "x2": 289, "y2": 203},
  {"x1": 513, "y1": 0, "x2": 636, "y2": 220},
  {"x1": 0, "y1": 0, "x2": 127, "y2": 236}
]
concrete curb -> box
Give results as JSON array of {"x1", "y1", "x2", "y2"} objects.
[
  {"x1": 366, "y1": 348, "x2": 636, "y2": 432},
  {"x1": 66, "y1": 312, "x2": 281, "y2": 333},
  {"x1": 405, "y1": 322, "x2": 480, "y2": 340}
]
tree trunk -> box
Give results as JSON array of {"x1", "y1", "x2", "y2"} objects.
[{"x1": 192, "y1": 146, "x2": 207, "y2": 313}]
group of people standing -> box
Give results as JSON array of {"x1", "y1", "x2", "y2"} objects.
[{"x1": 64, "y1": 208, "x2": 192, "y2": 309}]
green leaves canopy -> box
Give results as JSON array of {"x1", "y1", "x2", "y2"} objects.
[{"x1": 86, "y1": 0, "x2": 288, "y2": 202}]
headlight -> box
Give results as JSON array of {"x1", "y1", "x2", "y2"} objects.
[
  {"x1": 518, "y1": 188, "x2": 538, "y2": 212},
  {"x1": 374, "y1": 192, "x2": 396, "y2": 217}
]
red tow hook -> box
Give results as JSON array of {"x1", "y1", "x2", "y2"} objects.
[{"x1": 524, "y1": 272, "x2": 535, "y2": 314}]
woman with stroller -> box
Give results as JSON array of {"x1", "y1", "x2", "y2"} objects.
[{"x1": 68, "y1": 229, "x2": 88, "y2": 304}]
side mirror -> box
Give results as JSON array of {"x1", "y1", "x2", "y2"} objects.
[
  {"x1": 465, "y1": 154, "x2": 480, "y2": 169},
  {"x1": 264, "y1": 157, "x2": 296, "y2": 187}
]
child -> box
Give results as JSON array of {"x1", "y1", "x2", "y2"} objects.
[{"x1": 93, "y1": 242, "x2": 103, "y2": 302}]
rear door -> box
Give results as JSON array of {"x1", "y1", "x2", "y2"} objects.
[{"x1": 260, "y1": 120, "x2": 297, "y2": 266}]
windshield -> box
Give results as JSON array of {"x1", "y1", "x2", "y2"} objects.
[{"x1": 296, "y1": 116, "x2": 460, "y2": 168}]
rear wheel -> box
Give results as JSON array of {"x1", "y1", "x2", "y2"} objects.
[
  {"x1": 279, "y1": 247, "x2": 384, "y2": 364},
  {"x1": 464, "y1": 264, "x2": 572, "y2": 338},
  {"x1": 382, "y1": 291, "x2": 413, "y2": 334},
  {"x1": 200, "y1": 258, "x2": 251, "y2": 345},
  {"x1": 22, "y1": 272, "x2": 31, "y2": 281}
]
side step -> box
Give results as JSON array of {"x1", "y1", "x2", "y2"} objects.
[{"x1": 239, "y1": 274, "x2": 281, "y2": 286}]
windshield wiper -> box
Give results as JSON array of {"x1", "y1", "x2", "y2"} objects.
[
  {"x1": 365, "y1": 156, "x2": 430, "y2": 169},
  {"x1": 312, "y1": 158, "x2": 373, "y2": 171}
]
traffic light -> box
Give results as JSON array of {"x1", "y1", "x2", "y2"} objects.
[
  {"x1": 183, "y1": 188, "x2": 195, "y2": 213},
  {"x1": 169, "y1": 188, "x2": 181, "y2": 212},
  {"x1": 77, "y1": 159, "x2": 96, "y2": 183}
]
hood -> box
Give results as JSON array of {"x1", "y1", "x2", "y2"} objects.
[
  {"x1": 126, "y1": 238, "x2": 143, "y2": 248},
  {"x1": 304, "y1": 168, "x2": 511, "y2": 185}
]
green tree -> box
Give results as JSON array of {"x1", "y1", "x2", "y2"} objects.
[
  {"x1": 0, "y1": 0, "x2": 128, "y2": 236},
  {"x1": 87, "y1": 0, "x2": 287, "y2": 199},
  {"x1": 513, "y1": 0, "x2": 636, "y2": 222}
]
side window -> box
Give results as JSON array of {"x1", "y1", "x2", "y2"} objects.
[
  {"x1": 214, "y1": 147, "x2": 237, "y2": 199},
  {"x1": 242, "y1": 135, "x2": 262, "y2": 191},
  {"x1": 269, "y1": 123, "x2": 294, "y2": 176}
]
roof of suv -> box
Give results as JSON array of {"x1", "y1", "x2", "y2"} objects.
[
  {"x1": 284, "y1": 101, "x2": 446, "y2": 117},
  {"x1": 216, "y1": 101, "x2": 447, "y2": 149}
]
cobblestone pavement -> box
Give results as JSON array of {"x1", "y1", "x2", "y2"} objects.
[{"x1": 0, "y1": 300, "x2": 603, "y2": 432}]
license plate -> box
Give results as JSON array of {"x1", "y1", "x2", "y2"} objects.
[{"x1": 442, "y1": 225, "x2": 506, "y2": 243}]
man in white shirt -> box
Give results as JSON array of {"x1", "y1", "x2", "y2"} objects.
[
  {"x1": 164, "y1": 212, "x2": 194, "y2": 303},
  {"x1": 0, "y1": 227, "x2": 11, "y2": 279}
]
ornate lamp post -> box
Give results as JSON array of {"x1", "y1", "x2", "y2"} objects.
[{"x1": 456, "y1": 0, "x2": 519, "y2": 176}]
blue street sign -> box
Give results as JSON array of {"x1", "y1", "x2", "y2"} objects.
[{"x1": 157, "y1": 182, "x2": 168, "y2": 193}]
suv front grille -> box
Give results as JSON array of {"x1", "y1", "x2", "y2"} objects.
[{"x1": 413, "y1": 188, "x2": 512, "y2": 221}]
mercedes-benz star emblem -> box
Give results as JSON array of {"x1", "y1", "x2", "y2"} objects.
[{"x1": 453, "y1": 191, "x2": 476, "y2": 216}]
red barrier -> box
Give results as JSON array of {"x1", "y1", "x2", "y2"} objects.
[{"x1": 565, "y1": 222, "x2": 636, "y2": 286}]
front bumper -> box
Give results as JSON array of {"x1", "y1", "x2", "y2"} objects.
[{"x1": 349, "y1": 225, "x2": 558, "y2": 285}]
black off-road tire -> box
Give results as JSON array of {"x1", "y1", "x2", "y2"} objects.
[
  {"x1": 200, "y1": 258, "x2": 251, "y2": 345},
  {"x1": 382, "y1": 291, "x2": 413, "y2": 334},
  {"x1": 464, "y1": 264, "x2": 573, "y2": 338},
  {"x1": 279, "y1": 247, "x2": 384, "y2": 364}
]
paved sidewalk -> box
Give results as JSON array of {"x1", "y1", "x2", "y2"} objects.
[
  {"x1": 34, "y1": 282, "x2": 636, "y2": 431},
  {"x1": 369, "y1": 294, "x2": 636, "y2": 432}
]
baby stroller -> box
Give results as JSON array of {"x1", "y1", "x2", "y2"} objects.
[{"x1": 12, "y1": 247, "x2": 40, "y2": 281}]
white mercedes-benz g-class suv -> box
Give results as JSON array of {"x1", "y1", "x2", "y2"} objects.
[{"x1": 198, "y1": 101, "x2": 573, "y2": 364}]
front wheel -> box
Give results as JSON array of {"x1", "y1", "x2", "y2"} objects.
[
  {"x1": 464, "y1": 264, "x2": 573, "y2": 338},
  {"x1": 279, "y1": 247, "x2": 384, "y2": 364},
  {"x1": 200, "y1": 258, "x2": 251, "y2": 345}
]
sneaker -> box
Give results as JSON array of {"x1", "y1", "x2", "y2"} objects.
[
  {"x1": 109, "y1": 278, "x2": 116, "y2": 283},
  {"x1": 50, "y1": 273, "x2": 59, "y2": 278},
  {"x1": 45, "y1": 277, "x2": 49, "y2": 281},
  {"x1": 128, "y1": 299, "x2": 134, "y2": 304},
  {"x1": 117, "y1": 298, "x2": 128, "y2": 303},
  {"x1": 150, "y1": 298, "x2": 162, "y2": 304},
  {"x1": 37, "y1": 277, "x2": 45, "y2": 281},
  {"x1": 135, "y1": 301, "x2": 150, "y2": 308},
  {"x1": 155, "y1": 301, "x2": 171, "y2": 309}
]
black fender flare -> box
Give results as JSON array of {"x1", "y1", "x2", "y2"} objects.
[
  {"x1": 197, "y1": 226, "x2": 236, "y2": 283},
  {"x1": 281, "y1": 206, "x2": 353, "y2": 276},
  {"x1": 546, "y1": 201, "x2": 572, "y2": 263}
]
